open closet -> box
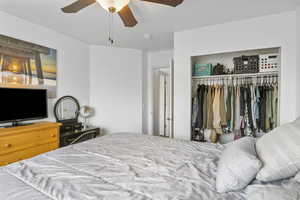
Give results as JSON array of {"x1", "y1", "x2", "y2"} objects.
[{"x1": 191, "y1": 47, "x2": 280, "y2": 143}]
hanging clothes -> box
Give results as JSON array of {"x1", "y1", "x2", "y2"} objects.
[
  {"x1": 231, "y1": 85, "x2": 235, "y2": 132},
  {"x1": 213, "y1": 86, "x2": 222, "y2": 134},
  {"x1": 220, "y1": 86, "x2": 227, "y2": 127},
  {"x1": 226, "y1": 86, "x2": 232, "y2": 129},
  {"x1": 272, "y1": 85, "x2": 278, "y2": 128},
  {"x1": 251, "y1": 84, "x2": 257, "y2": 130},
  {"x1": 192, "y1": 96, "x2": 198, "y2": 127},
  {"x1": 234, "y1": 85, "x2": 242, "y2": 139},
  {"x1": 265, "y1": 86, "x2": 272, "y2": 132},
  {"x1": 192, "y1": 95, "x2": 198, "y2": 129},
  {"x1": 206, "y1": 86, "x2": 214, "y2": 129},
  {"x1": 191, "y1": 75, "x2": 279, "y2": 143},
  {"x1": 193, "y1": 85, "x2": 206, "y2": 129},
  {"x1": 254, "y1": 87, "x2": 260, "y2": 129},
  {"x1": 240, "y1": 86, "x2": 246, "y2": 117},
  {"x1": 246, "y1": 86, "x2": 255, "y2": 136},
  {"x1": 202, "y1": 86, "x2": 208, "y2": 129},
  {"x1": 259, "y1": 86, "x2": 266, "y2": 132}
]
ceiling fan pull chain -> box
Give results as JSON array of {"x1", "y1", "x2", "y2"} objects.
[
  {"x1": 108, "y1": 12, "x2": 114, "y2": 45},
  {"x1": 110, "y1": 13, "x2": 115, "y2": 43}
]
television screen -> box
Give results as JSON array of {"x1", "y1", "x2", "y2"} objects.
[{"x1": 0, "y1": 88, "x2": 48, "y2": 123}]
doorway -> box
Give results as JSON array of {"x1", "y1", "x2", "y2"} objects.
[{"x1": 151, "y1": 63, "x2": 174, "y2": 138}]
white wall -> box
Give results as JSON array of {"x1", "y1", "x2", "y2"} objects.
[
  {"x1": 297, "y1": 8, "x2": 300, "y2": 118},
  {"x1": 147, "y1": 50, "x2": 174, "y2": 68},
  {"x1": 145, "y1": 50, "x2": 173, "y2": 135},
  {"x1": 174, "y1": 12, "x2": 297, "y2": 140},
  {"x1": 89, "y1": 45, "x2": 142, "y2": 134},
  {"x1": 0, "y1": 11, "x2": 90, "y2": 121}
]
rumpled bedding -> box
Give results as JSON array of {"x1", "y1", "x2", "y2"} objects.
[
  {"x1": 0, "y1": 133, "x2": 298, "y2": 200},
  {"x1": 245, "y1": 176, "x2": 300, "y2": 200}
]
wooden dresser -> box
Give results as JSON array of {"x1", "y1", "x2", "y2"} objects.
[{"x1": 0, "y1": 122, "x2": 61, "y2": 166}]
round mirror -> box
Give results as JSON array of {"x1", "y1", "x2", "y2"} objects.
[{"x1": 54, "y1": 96, "x2": 80, "y2": 122}]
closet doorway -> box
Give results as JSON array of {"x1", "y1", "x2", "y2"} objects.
[{"x1": 151, "y1": 63, "x2": 174, "y2": 138}]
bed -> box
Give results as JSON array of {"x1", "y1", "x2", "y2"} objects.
[{"x1": 0, "y1": 133, "x2": 299, "y2": 200}]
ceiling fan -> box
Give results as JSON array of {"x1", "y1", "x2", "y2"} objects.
[{"x1": 61, "y1": 0, "x2": 184, "y2": 27}]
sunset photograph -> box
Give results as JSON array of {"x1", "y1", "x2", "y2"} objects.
[{"x1": 0, "y1": 34, "x2": 57, "y2": 98}]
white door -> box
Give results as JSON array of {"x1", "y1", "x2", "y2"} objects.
[
  {"x1": 169, "y1": 60, "x2": 174, "y2": 138},
  {"x1": 155, "y1": 64, "x2": 173, "y2": 138},
  {"x1": 158, "y1": 71, "x2": 170, "y2": 137}
]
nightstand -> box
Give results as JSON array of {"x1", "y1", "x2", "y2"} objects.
[{"x1": 60, "y1": 126, "x2": 100, "y2": 147}]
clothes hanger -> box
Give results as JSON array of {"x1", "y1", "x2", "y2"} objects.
[
  {"x1": 263, "y1": 76, "x2": 266, "y2": 86},
  {"x1": 274, "y1": 76, "x2": 278, "y2": 86},
  {"x1": 273, "y1": 76, "x2": 278, "y2": 85},
  {"x1": 259, "y1": 76, "x2": 262, "y2": 86}
]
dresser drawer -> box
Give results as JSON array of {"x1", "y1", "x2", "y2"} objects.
[
  {"x1": 60, "y1": 124, "x2": 73, "y2": 133},
  {"x1": 35, "y1": 128, "x2": 59, "y2": 145},
  {"x1": 0, "y1": 132, "x2": 38, "y2": 155},
  {"x1": 0, "y1": 142, "x2": 58, "y2": 166},
  {"x1": 0, "y1": 128, "x2": 59, "y2": 155}
]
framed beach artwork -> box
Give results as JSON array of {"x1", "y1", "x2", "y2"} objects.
[{"x1": 0, "y1": 34, "x2": 57, "y2": 98}]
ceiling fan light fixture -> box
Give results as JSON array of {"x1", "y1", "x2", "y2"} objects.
[{"x1": 96, "y1": 0, "x2": 130, "y2": 12}]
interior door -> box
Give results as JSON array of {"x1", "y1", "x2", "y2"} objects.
[
  {"x1": 169, "y1": 59, "x2": 174, "y2": 138},
  {"x1": 159, "y1": 71, "x2": 169, "y2": 137},
  {"x1": 158, "y1": 62, "x2": 174, "y2": 138}
]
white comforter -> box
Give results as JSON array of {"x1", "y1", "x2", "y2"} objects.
[{"x1": 0, "y1": 133, "x2": 289, "y2": 200}]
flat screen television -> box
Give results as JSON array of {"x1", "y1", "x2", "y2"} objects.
[{"x1": 0, "y1": 88, "x2": 48, "y2": 125}]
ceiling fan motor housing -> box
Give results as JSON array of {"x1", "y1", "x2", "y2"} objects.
[
  {"x1": 108, "y1": 7, "x2": 117, "y2": 13},
  {"x1": 97, "y1": 0, "x2": 130, "y2": 12}
]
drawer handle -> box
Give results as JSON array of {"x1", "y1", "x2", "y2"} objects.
[
  {"x1": 4, "y1": 144, "x2": 12, "y2": 148},
  {"x1": 51, "y1": 134, "x2": 57, "y2": 138}
]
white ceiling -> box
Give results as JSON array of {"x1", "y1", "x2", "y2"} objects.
[{"x1": 0, "y1": 0, "x2": 299, "y2": 51}]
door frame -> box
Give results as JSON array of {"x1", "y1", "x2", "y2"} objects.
[{"x1": 148, "y1": 60, "x2": 174, "y2": 138}]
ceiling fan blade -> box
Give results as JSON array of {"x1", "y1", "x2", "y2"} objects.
[
  {"x1": 118, "y1": 6, "x2": 138, "y2": 27},
  {"x1": 140, "y1": 0, "x2": 183, "y2": 7},
  {"x1": 62, "y1": 0, "x2": 96, "y2": 13}
]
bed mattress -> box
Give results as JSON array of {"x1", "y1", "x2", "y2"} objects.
[{"x1": 0, "y1": 133, "x2": 247, "y2": 200}]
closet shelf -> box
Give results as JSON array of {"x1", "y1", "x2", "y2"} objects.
[{"x1": 192, "y1": 72, "x2": 279, "y2": 79}]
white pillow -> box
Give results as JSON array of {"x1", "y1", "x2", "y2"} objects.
[
  {"x1": 246, "y1": 185, "x2": 298, "y2": 200},
  {"x1": 256, "y1": 121, "x2": 300, "y2": 182},
  {"x1": 216, "y1": 137, "x2": 262, "y2": 193},
  {"x1": 294, "y1": 117, "x2": 300, "y2": 125}
]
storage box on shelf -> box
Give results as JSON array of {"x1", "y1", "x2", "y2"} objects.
[
  {"x1": 233, "y1": 55, "x2": 259, "y2": 74},
  {"x1": 193, "y1": 63, "x2": 212, "y2": 76},
  {"x1": 259, "y1": 54, "x2": 279, "y2": 73}
]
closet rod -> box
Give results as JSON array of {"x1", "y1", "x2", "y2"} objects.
[{"x1": 192, "y1": 72, "x2": 279, "y2": 79}]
